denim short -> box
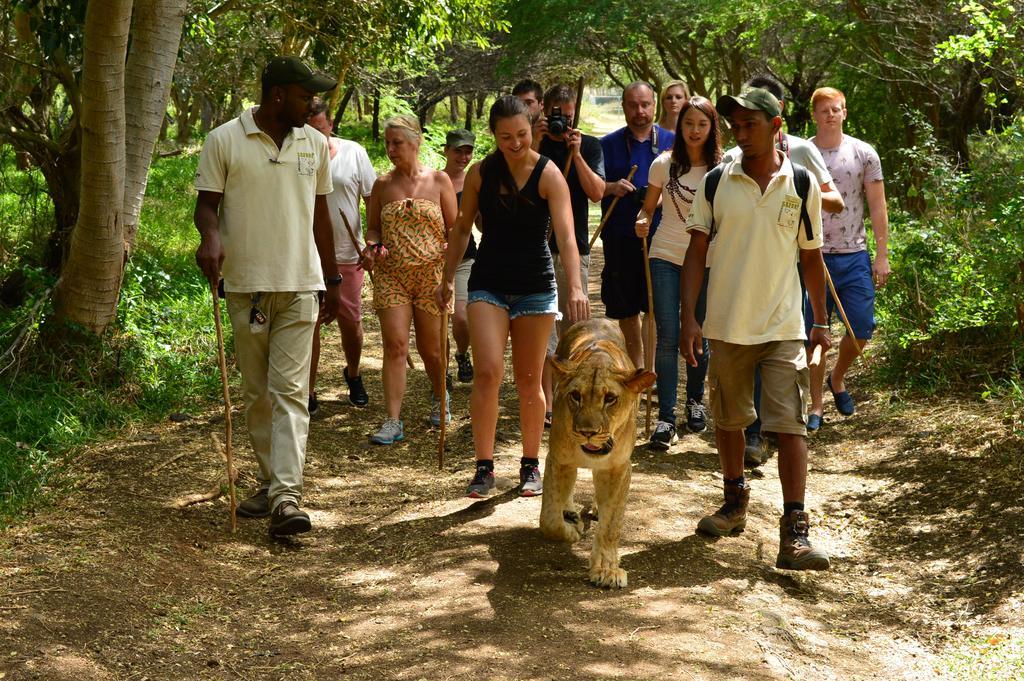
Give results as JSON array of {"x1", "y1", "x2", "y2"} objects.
[{"x1": 467, "y1": 288, "x2": 561, "y2": 320}]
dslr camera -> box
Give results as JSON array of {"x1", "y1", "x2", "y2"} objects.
[{"x1": 547, "y1": 106, "x2": 571, "y2": 136}]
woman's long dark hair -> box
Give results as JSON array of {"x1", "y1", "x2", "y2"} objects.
[
  {"x1": 480, "y1": 95, "x2": 531, "y2": 206},
  {"x1": 669, "y1": 96, "x2": 722, "y2": 176}
]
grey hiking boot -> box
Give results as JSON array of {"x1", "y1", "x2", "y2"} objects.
[
  {"x1": 744, "y1": 431, "x2": 767, "y2": 467},
  {"x1": 236, "y1": 487, "x2": 270, "y2": 518},
  {"x1": 370, "y1": 418, "x2": 404, "y2": 445},
  {"x1": 466, "y1": 464, "x2": 496, "y2": 498},
  {"x1": 268, "y1": 500, "x2": 311, "y2": 537},
  {"x1": 776, "y1": 510, "x2": 830, "y2": 571},
  {"x1": 649, "y1": 420, "x2": 678, "y2": 450},
  {"x1": 697, "y1": 480, "x2": 750, "y2": 536},
  {"x1": 429, "y1": 396, "x2": 452, "y2": 427},
  {"x1": 519, "y1": 462, "x2": 543, "y2": 497}
]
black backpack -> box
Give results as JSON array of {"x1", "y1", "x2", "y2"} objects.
[{"x1": 703, "y1": 162, "x2": 815, "y2": 241}]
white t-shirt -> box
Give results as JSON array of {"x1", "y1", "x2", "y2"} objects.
[
  {"x1": 724, "y1": 133, "x2": 833, "y2": 188},
  {"x1": 812, "y1": 134, "x2": 883, "y2": 254},
  {"x1": 324, "y1": 138, "x2": 377, "y2": 264},
  {"x1": 687, "y1": 155, "x2": 823, "y2": 345},
  {"x1": 647, "y1": 152, "x2": 707, "y2": 266},
  {"x1": 195, "y1": 107, "x2": 332, "y2": 292}
]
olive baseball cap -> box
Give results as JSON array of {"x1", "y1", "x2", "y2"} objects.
[
  {"x1": 261, "y1": 56, "x2": 337, "y2": 92},
  {"x1": 716, "y1": 87, "x2": 782, "y2": 118},
  {"x1": 445, "y1": 129, "x2": 476, "y2": 148}
]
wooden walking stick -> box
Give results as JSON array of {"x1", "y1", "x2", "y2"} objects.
[
  {"x1": 340, "y1": 209, "x2": 414, "y2": 370},
  {"x1": 641, "y1": 233, "x2": 655, "y2": 437},
  {"x1": 823, "y1": 264, "x2": 864, "y2": 356},
  {"x1": 211, "y1": 286, "x2": 237, "y2": 533},
  {"x1": 438, "y1": 302, "x2": 449, "y2": 470},
  {"x1": 589, "y1": 165, "x2": 638, "y2": 249}
]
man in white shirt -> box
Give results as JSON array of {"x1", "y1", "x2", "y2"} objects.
[
  {"x1": 306, "y1": 97, "x2": 377, "y2": 414},
  {"x1": 194, "y1": 56, "x2": 340, "y2": 537}
]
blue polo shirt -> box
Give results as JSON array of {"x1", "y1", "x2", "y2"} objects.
[{"x1": 599, "y1": 124, "x2": 675, "y2": 241}]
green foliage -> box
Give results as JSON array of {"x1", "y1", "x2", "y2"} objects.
[
  {"x1": 0, "y1": 153, "x2": 222, "y2": 524},
  {"x1": 875, "y1": 119, "x2": 1024, "y2": 392}
]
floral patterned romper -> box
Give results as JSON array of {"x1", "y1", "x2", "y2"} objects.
[{"x1": 373, "y1": 198, "x2": 453, "y2": 315}]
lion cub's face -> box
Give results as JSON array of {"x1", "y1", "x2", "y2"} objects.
[{"x1": 556, "y1": 362, "x2": 654, "y2": 457}]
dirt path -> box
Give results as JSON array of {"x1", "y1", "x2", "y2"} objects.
[{"x1": 2, "y1": 247, "x2": 1021, "y2": 680}]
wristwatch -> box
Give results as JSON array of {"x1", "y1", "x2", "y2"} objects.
[{"x1": 325, "y1": 275, "x2": 343, "y2": 286}]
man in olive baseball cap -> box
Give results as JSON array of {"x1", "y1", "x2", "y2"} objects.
[
  {"x1": 261, "y1": 56, "x2": 337, "y2": 93},
  {"x1": 716, "y1": 87, "x2": 783, "y2": 119},
  {"x1": 445, "y1": 129, "x2": 476, "y2": 149}
]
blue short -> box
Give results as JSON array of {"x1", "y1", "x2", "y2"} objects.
[
  {"x1": 805, "y1": 250, "x2": 876, "y2": 340},
  {"x1": 468, "y1": 289, "x2": 561, "y2": 320}
]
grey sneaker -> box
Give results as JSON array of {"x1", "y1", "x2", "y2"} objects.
[
  {"x1": 370, "y1": 418, "x2": 404, "y2": 445},
  {"x1": 685, "y1": 399, "x2": 707, "y2": 433},
  {"x1": 466, "y1": 464, "x2": 496, "y2": 498},
  {"x1": 744, "y1": 431, "x2": 767, "y2": 467},
  {"x1": 429, "y1": 395, "x2": 452, "y2": 427},
  {"x1": 649, "y1": 420, "x2": 678, "y2": 450},
  {"x1": 519, "y1": 462, "x2": 543, "y2": 497}
]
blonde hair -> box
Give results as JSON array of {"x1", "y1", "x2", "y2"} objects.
[
  {"x1": 660, "y1": 79, "x2": 690, "y2": 102},
  {"x1": 383, "y1": 114, "x2": 422, "y2": 143},
  {"x1": 811, "y1": 87, "x2": 846, "y2": 111}
]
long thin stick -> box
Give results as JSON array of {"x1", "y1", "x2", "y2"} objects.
[
  {"x1": 438, "y1": 304, "x2": 449, "y2": 470},
  {"x1": 211, "y1": 287, "x2": 237, "y2": 533},
  {"x1": 823, "y1": 264, "x2": 863, "y2": 355},
  {"x1": 340, "y1": 210, "x2": 414, "y2": 370},
  {"x1": 589, "y1": 165, "x2": 638, "y2": 249},
  {"x1": 641, "y1": 235, "x2": 655, "y2": 437}
]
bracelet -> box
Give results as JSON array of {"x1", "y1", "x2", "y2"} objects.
[{"x1": 811, "y1": 323, "x2": 830, "y2": 330}]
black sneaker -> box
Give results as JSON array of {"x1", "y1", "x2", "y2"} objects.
[
  {"x1": 649, "y1": 421, "x2": 678, "y2": 450},
  {"x1": 685, "y1": 398, "x2": 707, "y2": 433},
  {"x1": 268, "y1": 500, "x2": 311, "y2": 537},
  {"x1": 236, "y1": 488, "x2": 270, "y2": 518},
  {"x1": 345, "y1": 368, "x2": 369, "y2": 406},
  {"x1": 456, "y1": 352, "x2": 474, "y2": 382},
  {"x1": 307, "y1": 393, "x2": 319, "y2": 417},
  {"x1": 466, "y1": 464, "x2": 496, "y2": 498}
]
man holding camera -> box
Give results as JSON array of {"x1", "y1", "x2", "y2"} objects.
[
  {"x1": 535, "y1": 84, "x2": 606, "y2": 424},
  {"x1": 599, "y1": 82, "x2": 675, "y2": 368}
]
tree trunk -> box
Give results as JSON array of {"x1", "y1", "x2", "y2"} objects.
[
  {"x1": 53, "y1": 0, "x2": 133, "y2": 334},
  {"x1": 121, "y1": 0, "x2": 187, "y2": 252},
  {"x1": 449, "y1": 95, "x2": 458, "y2": 124},
  {"x1": 333, "y1": 86, "x2": 355, "y2": 129},
  {"x1": 476, "y1": 93, "x2": 485, "y2": 118},
  {"x1": 463, "y1": 95, "x2": 473, "y2": 131},
  {"x1": 355, "y1": 90, "x2": 363, "y2": 120},
  {"x1": 371, "y1": 87, "x2": 381, "y2": 141}
]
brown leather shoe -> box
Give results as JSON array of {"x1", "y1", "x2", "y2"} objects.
[
  {"x1": 697, "y1": 480, "x2": 750, "y2": 536},
  {"x1": 268, "y1": 500, "x2": 311, "y2": 537},
  {"x1": 236, "y1": 488, "x2": 270, "y2": 518},
  {"x1": 776, "y1": 510, "x2": 830, "y2": 571}
]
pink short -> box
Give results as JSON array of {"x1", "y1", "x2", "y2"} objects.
[{"x1": 336, "y1": 263, "x2": 365, "y2": 323}]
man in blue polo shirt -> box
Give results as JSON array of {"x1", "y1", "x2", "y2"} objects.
[{"x1": 600, "y1": 82, "x2": 675, "y2": 367}]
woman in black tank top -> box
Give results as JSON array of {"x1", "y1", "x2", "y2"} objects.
[{"x1": 437, "y1": 96, "x2": 590, "y2": 498}]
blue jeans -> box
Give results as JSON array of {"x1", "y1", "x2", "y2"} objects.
[{"x1": 649, "y1": 258, "x2": 709, "y2": 423}]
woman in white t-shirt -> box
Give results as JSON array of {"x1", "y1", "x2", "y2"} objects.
[{"x1": 635, "y1": 96, "x2": 722, "y2": 448}]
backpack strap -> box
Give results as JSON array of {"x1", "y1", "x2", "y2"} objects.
[
  {"x1": 792, "y1": 163, "x2": 815, "y2": 242},
  {"x1": 703, "y1": 164, "x2": 725, "y2": 240}
]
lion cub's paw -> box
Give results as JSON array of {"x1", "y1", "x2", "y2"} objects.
[
  {"x1": 540, "y1": 512, "x2": 583, "y2": 543},
  {"x1": 589, "y1": 566, "x2": 628, "y2": 589}
]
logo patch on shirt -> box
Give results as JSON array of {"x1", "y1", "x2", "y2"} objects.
[
  {"x1": 778, "y1": 194, "x2": 801, "y2": 231},
  {"x1": 297, "y1": 151, "x2": 316, "y2": 176}
]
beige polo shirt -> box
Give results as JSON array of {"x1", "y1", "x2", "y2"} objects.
[
  {"x1": 686, "y1": 154, "x2": 822, "y2": 345},
  {"x1": 195, "y1": 107, "x2": 332, "y2": 292}
]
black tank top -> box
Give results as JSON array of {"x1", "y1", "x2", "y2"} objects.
[
  {"x1": 469, "y1": 156, "x2": 555, "y2": 295},
  {"x1": 456, "y1": 190, "x2": 478, "y2": 260}
]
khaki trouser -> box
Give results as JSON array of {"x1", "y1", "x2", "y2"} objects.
[{"x1": 227, "y1": 291, "x2": 318, "y2": 510}]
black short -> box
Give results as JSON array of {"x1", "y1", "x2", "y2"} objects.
[{"x1": 600, "y1": 235, "x2": 648, "y2": 319}]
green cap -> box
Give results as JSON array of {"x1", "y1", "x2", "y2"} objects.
[
  {"x1": 716, "y1": 87, "x2": 782, "y2": 119},
  {"x1": 445, "y1": 129, "x2": 476, "y2": 148},
  {"x1": 261, "y1": 56, "x2": 337, "y2": 92}
]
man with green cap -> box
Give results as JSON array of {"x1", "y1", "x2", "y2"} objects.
[
  {"x1": 194, "y1": 56, "x2": 339, "y2": 538},
  {"x1": 680, "y1": 86, "x2": 833, "y2": 571}
]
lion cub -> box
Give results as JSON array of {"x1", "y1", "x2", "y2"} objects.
[{"x1": 540, "y1": 318, "x2": 655, "y2": 588}]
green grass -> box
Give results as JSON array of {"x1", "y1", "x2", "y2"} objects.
[{"x1": 937, "y1": 633, "x2": 1024, "y2": 680}]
